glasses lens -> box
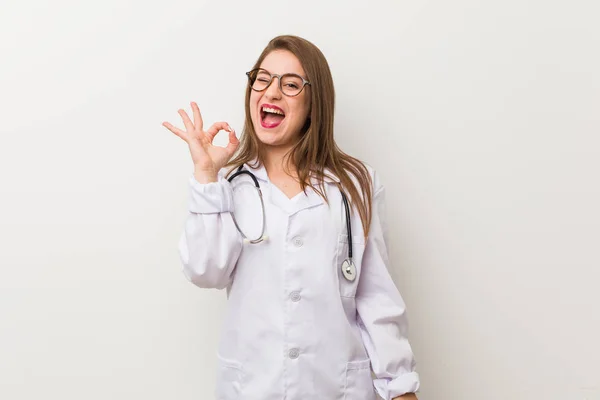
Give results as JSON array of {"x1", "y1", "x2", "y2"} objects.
[
  {"x1": 281, "y1": 74, "x2": 304, "y2": 96},
  {"x1": 247, "y1": 70, "x2": 305, "y2": 95},
  {"x1": 250, "y1": 70, "x2": 272, "y2": 91}
]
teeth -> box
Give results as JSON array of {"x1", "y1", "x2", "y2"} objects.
[{"x1": 262, "y1": 106, "x2": 284, "y2": 116}]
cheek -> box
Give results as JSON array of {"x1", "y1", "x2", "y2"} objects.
[
  {"x1": 297, "y1": 98, "x2": 311, "y2": 125},
  {"x1": 299, "y1": 93, "x2": 311, "y2": 118},
  {"x1": 292, "y1": 96, "x2": 310, "y2": 122}
]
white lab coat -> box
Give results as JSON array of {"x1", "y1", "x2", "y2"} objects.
[{"x1": 178, "y1": 162, "x2": 420, "y2": 400}]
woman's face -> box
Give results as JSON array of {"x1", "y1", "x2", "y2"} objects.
[{"x1": 249, "y1": 50, "x2": 311, "y2": 149}]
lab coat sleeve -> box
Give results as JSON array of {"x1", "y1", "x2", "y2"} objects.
[
  {"x1": 178, "y1": 173, "x2": 243, "y2": 290},
  {"x1": 355, "y1": 181, "x2": 420, "y2": 399}
]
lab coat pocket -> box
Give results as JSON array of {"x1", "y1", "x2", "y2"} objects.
[
  {"x1": 337, "y1": 234, "x2": 366, "y2": 298},
  {"x1": 215, "y1": 354, "x2": 245, "y2": 400},
  {"x1": 344, "y1": 359, "x2": 376, "y2": 400}
]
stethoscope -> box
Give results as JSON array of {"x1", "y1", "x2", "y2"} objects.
[{"x1": 227, "y1": 165, "x2": 357, "y2": 282}]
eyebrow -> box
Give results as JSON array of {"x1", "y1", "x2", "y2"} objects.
[{"x1": 257, "y1": 68, "x2": 306, "y2": 78}]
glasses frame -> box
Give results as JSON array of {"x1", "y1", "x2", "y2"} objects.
[{"x1": 246, "y1": 68, "x2": 311, "y2": 97}]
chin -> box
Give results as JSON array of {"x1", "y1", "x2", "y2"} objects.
[
  {"x1": 252, "y1": 120, "x2": 300, "y2": 149},
  {"x1": 255, "y1": 130, "x2": 285, "y2": 147}
]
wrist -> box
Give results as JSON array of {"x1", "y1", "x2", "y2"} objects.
[
  {"x1": 193, "y1": 167, "x2": 218, "y2": 183},
  {"x1": 393, "y1": 394, "x2": 418, "y2": 400}
]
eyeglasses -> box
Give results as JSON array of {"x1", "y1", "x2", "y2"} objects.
[{"x1": 246, "y1": 68, "x2": 310, "y2": 97}]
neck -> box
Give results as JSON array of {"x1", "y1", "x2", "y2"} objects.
[{"x1": 263, "y1": 145, "x2": 296, "y2": 177}]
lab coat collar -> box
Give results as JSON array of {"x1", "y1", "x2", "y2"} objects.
[
  {"x1": 242, "y1": 160, "x2": 269, "y2": 182},
  {"x1": 241, "y1": 160, "x2": 340, "y2": 216},
  {"x1": 319, "y1": 168, "x2": 341, "y2": 184},
  {"x1": 242, "y1": 160, "x2": 341, "y2": 185}
]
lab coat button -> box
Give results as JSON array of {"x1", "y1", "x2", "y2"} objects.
[
  {"x1": 288, "y1": 348, "x2": 300, "y2": 359},
  {"x1": 292, "y1": 237, "x2": 304, "y2": 247},
  {"x1": 290, "y1": 291, "x2": 301, "y2": 302}
]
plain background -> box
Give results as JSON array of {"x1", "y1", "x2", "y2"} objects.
[{"x1": 1, "y1": 0, "x2": 599, "y2": 399}]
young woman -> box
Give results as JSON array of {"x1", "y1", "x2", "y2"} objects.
[{"x1": 163, "y1": 35, "x2": 420, "y2": 400}]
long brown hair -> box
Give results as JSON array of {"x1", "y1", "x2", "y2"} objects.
[{"x1": 227, "y1": 35, "x2": 373, "y2": 237}]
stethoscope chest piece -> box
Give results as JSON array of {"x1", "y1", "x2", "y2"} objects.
[{"x1": 341, "y1": 258, "x2": 357, "y2": 282}]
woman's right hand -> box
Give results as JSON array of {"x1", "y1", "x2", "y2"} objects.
[{"x1": 162, "y1": 102, "x2": 240, "y2": 181}]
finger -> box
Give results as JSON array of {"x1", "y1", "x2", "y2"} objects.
[
  {"x1": 191, "y1": 102, "x2": 204, "y2": 131},
  {"x1": 206, "y1": 122, "x2": 233, "y2": 142},
  {"x1": 178, "y1": 109, "x2": 195, "y2": 132},
  {"x1": 162, "y1": 122, "x2": 186, "y2": 140},
  {"x1": 225, "y1": 128, "x2": 240, "y2": 155}
]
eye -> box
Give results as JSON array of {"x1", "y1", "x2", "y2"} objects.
[
  {"x1": 257, "y1": 77, "x2": 270, "y2": 83},
  {"x1": 285, "y1": 83, "x2": 299, "y2": 89}
]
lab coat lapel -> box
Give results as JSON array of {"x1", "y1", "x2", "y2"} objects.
[
  {"x1": 244, "y1": 162, "x2": 340, "y2": 216},
  {"x1": 285, "y1": 168, "x2": 341, "y2": 216},
  {"x1": 287, "y1": 188, "x2": 324, "y2": 216},
  {"x1": 262, "y1": 182, "x2": 323, "y2": 216}
]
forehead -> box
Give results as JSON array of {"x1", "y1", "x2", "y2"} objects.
[{"x1": 259, "y1": 50, "x2": 305, "y2": 76}]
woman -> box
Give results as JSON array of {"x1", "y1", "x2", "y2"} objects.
[{"x1": 163, "y1": 35, "x2": 420, "y2": 400}]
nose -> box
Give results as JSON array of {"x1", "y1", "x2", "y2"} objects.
[{"x1": 265, "y1": 76, "x2": 282, "y2": 100}]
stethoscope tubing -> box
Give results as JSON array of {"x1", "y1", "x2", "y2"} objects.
[{"x1": 227, "y1": 165, "x2": 356, "y2": 281}]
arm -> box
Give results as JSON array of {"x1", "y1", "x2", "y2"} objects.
[
  {"x1": 178, "y1": 172, "x2": 243, "y2": 289},
  {"x1": 163, "y1": 102, "x2": 242, "y2": 289},
  {"x1": 355, "y1": 179, "x2": 420, "y2": 400}
]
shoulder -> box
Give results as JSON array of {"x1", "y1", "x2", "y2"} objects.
[
  {"x1": 347, "y1": 161, "x2": 384, "y2": 198},
  {"x1": 218, "y1": 167, "x2": 230, "y2": 177},
  {"x1": 365, "y1": 163, "x2": 384, "y2": 197}
]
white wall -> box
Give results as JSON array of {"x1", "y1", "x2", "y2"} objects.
[{"x1": 1, "y1": 0, "x2": 598, "y2": 399}]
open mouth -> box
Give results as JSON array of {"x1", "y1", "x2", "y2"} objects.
[{"x1": 260, "y1": 104, "x2": 286, "y2": 129}]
